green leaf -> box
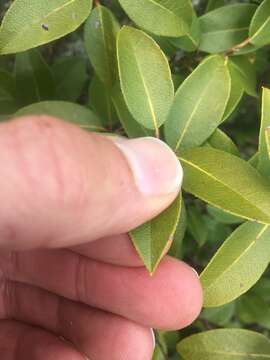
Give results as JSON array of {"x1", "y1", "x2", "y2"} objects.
[
  {"x1": 187, "y1": 206, "x2": 208, "y2": 247},
  {"x1": 118, "y1": 0, "x2": 193, "y2": 37},
  {"x1": 177, "y1": 329, "x2": 270, "y2": 359},
  {"x1": 84, "y1": 5, "x2": 120, "y2": 88},
  {"x1": 15, "y1": 49, "x2": 55, "y2": 107},
  {"x1": 0, "y1": 0, "x2": 92, "y2": 54},
  {"x1": 249, "y1": 152, "x2": 259, "y2": 168},
  {"x1": 0, "y1": 70, "x2": 17, "y2": 114},
  {"x1": 117, "y1": 26, "x2": 174, "y2": 132},
  {"x1": 112, "y1": 84, "x2": 153, "y2": 138},
  {"x1": 237, "y1": 293, "x2": 270, "y2": 329},
  {"x1": 258, "y1": 87, "x2": 270, "y2": 177},
  {"x1": 16, "y1": 101, "x2": 105, "y2": 131},
  {"x1": 180, "y1": 147, "x2": 270, "y2": 224},
  {"x1": 165, "y1": 55, "x2": 230, "y2": 152},
  {"x1": 88, "y1": 75, "x2": 118, "y2": 130},
  {"x1": 206, "y1": 0, "x2": 225, "y2": 12},
  {"x1": 200, "y1": 303, "x2": 235, "y2": 326},
  {"x1": 199, "y1": 4, "x2": 257, "y2": 53},
  {"x1": 207, "y1": 129, "x2": 240, "y2": 156},
  {"x1": 229, "y1": 56, "x2": 257, "y2": 97},
  {"x1": 51, "y1": 57, "x2": 87, "y2": 102},
  {"x1": 169, "y1": 198, "x2": 187, "y2": 259},
  {"x1": 130, "y1": 194, "x2": 181, "y2": 274},
  {"x1": 201, "y1": 221, "x2": 270, "y2": 307},
  {"x1": 170, "y1": 16, "x2": 201, "y2": 52},
  {"x1": 222, "y1": 61, "x2": 244, "y2": 121},
  {"x1": 250, "y1": 0, "x2": 270, "y2": 48},
  {"x1": 207, "y1": 205, "x2": 244, "y2": 224}
]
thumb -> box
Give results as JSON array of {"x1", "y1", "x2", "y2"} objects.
[{"x1": 0, "y1": 115, "x2": 182, "y2": 250}]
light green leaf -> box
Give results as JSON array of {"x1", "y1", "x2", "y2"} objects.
[
  {"x1": 250, "y1": 0, "x2": 270, "y2": 48},
  {"x1": 118, "y1": 0, "x2": 193, "y2": 37},
  {"x1": 16, "y1": 101, "x2": 105, "y2": 131},
  {"x1": 180, "y1": 147, "x2": 270, "y2": 224},
  {"x1": 165, "y1": 55, "x2": 230, "y2": 152},
  {"x1": 222, "y1": 61, "x2": 244, "y2": 121},
  {"x1": 0, "y1": 0, "x2": 92, "y2": 54},
  {"x1": 207, "y1": 129, "x2": 240, "y2": 156},
  {"x1": 88, "y1": 75, "x2": 118, "y2": 130},
  {"x1": 15, "y1": 49, "x2": 55, "y2": 107},
  {"x1": 201, "y1": 221, "x2": 270, "y2": 307},
  {"x1": 199, "y1": 4, "x2": 257, "y2": 53},
  {"x1": 177, "y1": 329, "x2": 270, "y2": 359},
  {"x1": 112, "y1": 84, "x2": 153, "y2": 138},
  {"x1": 130, "y1": 194, "x2": 181, "y2": 274},
  {"x1": 207, "y1": 205, "x2": 244, "y2": 224},
  {"x1": 258, "y1": 87, "x2": 270, "y2": 177},
  {"x1": 84, "y1": 5, "x2": 119, "y2": 87},
  {"x1": 51, "y1": 57, "x2": 87, "y2": 102},
  {"x1": 117, "y1": 26, "x2": 174, "y2": 132},
  {"x1": 229, "y1": 56, "x2": 257, "y2": 98},
  {"x1": 170, "y1": 16, "x2": 201, "y2": 52}
]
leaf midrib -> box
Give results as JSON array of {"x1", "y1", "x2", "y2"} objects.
[
  {"x1": 250, "y1": 14, "x2": 270, "y2": 42},
  {"x1": 179, "y1": 156, "x2": 270, "y2": 223},
  {"x1": 202, "y1": 26, "x2": 249, "y2": 35}
]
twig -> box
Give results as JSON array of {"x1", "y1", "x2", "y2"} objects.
[{"x1": 226, "y1": 37, "x2": 251, "y2": 56}]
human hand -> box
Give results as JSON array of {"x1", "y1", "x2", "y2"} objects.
[{"x1": 0, "y1": 115, "x2": 202, "y2": 359}]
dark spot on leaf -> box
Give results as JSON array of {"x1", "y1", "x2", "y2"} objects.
[
  {"x1": 240, "y1": 283, "x2": 244, "y2": 288},
  {"x1": 42, "y1": 24, "x2": 49, "y2": 31}
]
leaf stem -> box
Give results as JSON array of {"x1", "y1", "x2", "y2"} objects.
[
  {"x1": 155, "y1": 126, "x2": 160, "y2": 139},
  {"x1": 226, "y1": 37, "x2": 251, "y2": 55}
]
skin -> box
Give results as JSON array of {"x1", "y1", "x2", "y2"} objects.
[{"x1": 0, "y1": 115, "x2": 203, "y2": 360}]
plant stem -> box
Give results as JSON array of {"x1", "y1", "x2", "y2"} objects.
[{"x1": 226, "y1": 37, "x2": 251, "y2": 55}]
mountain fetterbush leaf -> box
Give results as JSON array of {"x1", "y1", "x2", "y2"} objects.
[
  {"x1": 201, "y1": 221, "x2": 270, "y2": 307},
  {"x1": 207, "y1": 129, "x2": 240, "y2": 156},
  {"x1": 16, "y1": 101, "x2": 105, "y2": 131},
  {"x1": 180, "y1": 147, "x2": 270, "y2": 223},
  {"x1": 170, "y1": 16, "x2": 201, "y2": 52},
  {"x1": 198, "y1": 4, "x2": 257, "y2": 53},
  {"x1": 118, "y1": 0, "x2": 193, "y2": 37},
  {"x1": 117, "y1": 26, "x2": 174, "y2": 132},
  {"x1": 228, "y1": 56, "x2": 257, "y2": 97},
  {"x1": 0, "y1": 70, "x2": 17, "y2": 114},
  {"x1": 84, "y1": 5, "x2": 120, "y2": 88},
  {"x1": 0, "y1": 0, "x2": 92, "y2": 54},
  {"x1": 249, "y1": 0, "x2": 270, "y2": 48},
  {"x1": 165, "y1": 55, "x2": 230, "y2": 152},
  {"x1": 177, "y1": 329, "x2": 270, "y2": 359},
  {"x1": 258, "y1": 87, "x2": 270, "y2": 177},
  {"x1": 130, "y1": 194, "x2": 181, "y2": 274},
  {"x1": 15, "y1": 49, "x2": 55, "y2": 107}
]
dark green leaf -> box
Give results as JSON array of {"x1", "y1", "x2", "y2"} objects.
[
  {"x1": 229, "y1": 56, "x2": 257, "y2": 97},
  {"x1": 84, "y1": 5, "x2": 119, "y2": 87},
  {"x1": 207, "y1": 129, "x2": 240, "y2": 156},
  {"x1": 187, "y1": 205, "x2": 208, "y2": 247},
  {"x1": 169, "y1": 196, "x2": 187, "y2": 258},
  {"x1": 207, "y1": 205, "x2": 244, "y2": 224}
]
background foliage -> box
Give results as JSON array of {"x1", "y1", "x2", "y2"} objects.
[{"x1": 1, "y1": 0, "x2": 270, "y2": 358}]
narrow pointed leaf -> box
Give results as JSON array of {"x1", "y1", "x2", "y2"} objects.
[
  {"x1": 0, "y1": 0, "x2": 92, "y2": 54},
  {"x1": 199, "y1": 4, "x2": 257, "y2": 53},
  {"x1": 16, "y1": 101, "x2": 105, "y2": 131},
  {"x1": 165, "y1": 56, "x2": 230, "y2": 152},
  {"x1": 118, "y1": 0, "x2": 193, "y2": 37},
  {"x1": 229, "y1": 56, "x2": 257, "y2": 97},
  {"x1": 201, "y1": 221, "x2": 270, "y2": 307},
  {"x1": 130, "y1": 194, "x2": 181, "y2": 274},
  {"x1": 169, "y1": 198, "x2": 187, "y2": 259},
  {"x1": 177, "y1": 329, "x2": 270, "y2": 359},
  {"x1": 250, "y1": 0, "x2": 270, "y2": 48},
  {"x1": 207, "y1": 129, "x2": 240, "y2": 156},
  {"x1": 258, "y1": 87, "x2": 270, "y2": 177},
  {"x1": 117, "y1": 26, "x2": 174, "y2": 131},
  {"x1": 84, "y1": 5, "x2": 120, "y2": 87},
  {"x1": 180, "y1": 147, "x2": 270, "y2": 223},
  {"x1": 15, "y1": 49, "x2": 55, "y2": 107}
]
